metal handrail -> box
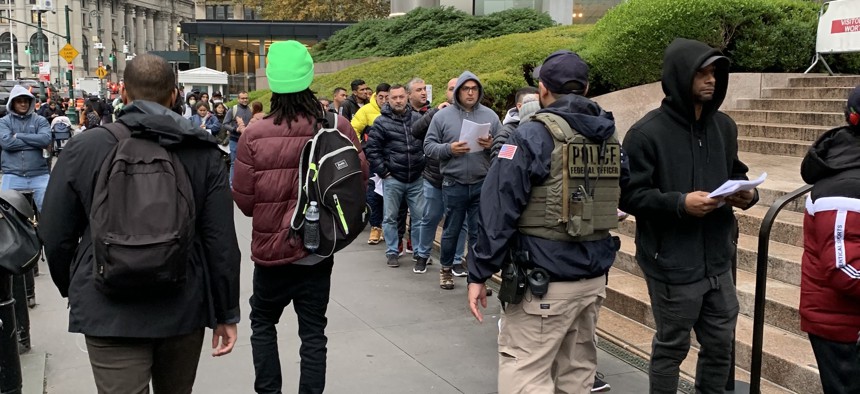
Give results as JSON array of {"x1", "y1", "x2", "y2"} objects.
[{"x1": 750, "y1": 184, "x2": 812, "y2": 393}]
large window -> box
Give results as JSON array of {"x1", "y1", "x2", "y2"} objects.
[
  {"x1": 244, "y1": 6, "x2": 261, "y2": 20},
  {"x1": 28, "y1": 32, "x2": 47, "y2": 63},
  {"x1": 30, "y1": 10, "x2": 47, "y2": 24},
  {"x1": 82, "y1": 35, "x2": 89, "y2": 71},
  {"x1": 0, "y1": 32, "x2": 18, "y2": 62},
  {"x1": 475, "y1": 0, "x2": 541, "y2": 15},
  {"x1": 206, "y1": 5, "x2": 234, "y2": 20}
]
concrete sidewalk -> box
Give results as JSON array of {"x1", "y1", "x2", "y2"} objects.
[{"x1": 22, "y1": 212, "x2": 650, "y2": 393}]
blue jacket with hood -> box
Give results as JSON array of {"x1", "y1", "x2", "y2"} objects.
[
  {"x1": 468, "y1": 94, "x2": 629, "y2": 284},
  {"x1": 0, "y1": 85, "x2": 51, "y2": 177},
  {"x1": 424, "y1": 71, "x2": 501, "y2": 185}
]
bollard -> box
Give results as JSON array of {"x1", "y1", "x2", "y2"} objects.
[
  {"x1": 0, "y1": 273, "x2": 23, "y2": 394},
  {"x1": 11, "y1": 275, "x2": 28, "y2": 354}
]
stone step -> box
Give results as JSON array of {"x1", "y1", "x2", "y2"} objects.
[
  {"x1": 613, "y1": 233, "x2": 802, "y2": 336},
  {"x1": 737, "y1": 98, "x2": 846, "y2": 113},
  {"x1": 738, "y1": 205, "x2": 804, "y2": 248},
  {"x1": 737, "y1": 123, "x2": 829, "y2": 143},
  {"x1": 736, "y1": 152, "x2": 808, "y2": 214},
  {"x1": 738, "y1": 136, "x2": 811, "y2": 157},
  {"x1": 615, "y1": 217, "x2": 804, "y2": 287},
  {"x1": 724, "y1": 110, "x2": 844, "y2": 127},
  {"x1": 603, "y1": 268, "x2": 820, "y2": 393},
  {"x1": 597, "y1": 309, "x2": 794, "y2": 394},
  {"x1": 597, "y1": 308, "x2": 794, "y2": 394},
  {"x1": 787, "y1": 75, "x2": 860, "y2": 88},
  {"x1": 763, "y1": 87, "x2": 855, "y2": 100}
]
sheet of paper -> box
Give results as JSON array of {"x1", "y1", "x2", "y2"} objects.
[
  {"x1": 372, "y1": 175, "x2": 384, "y2": 196},
  {"x1": 459, "y1": 119, "x2": 491, "y2": 153},
  {"x1": 708, "y1": 172, "x2": 767, "y2": 199}
]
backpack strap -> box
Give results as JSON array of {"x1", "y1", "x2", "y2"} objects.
[{"x1": 101, "y1": 122, "x2": 131, "y2": 142}]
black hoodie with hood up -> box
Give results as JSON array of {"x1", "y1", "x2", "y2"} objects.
[
  {"x1": 619, "y1": 38, "x2": 757, "y2": 285},
  {"x1": 40, "y1": 100, "x2": 241, "y2": 338}
]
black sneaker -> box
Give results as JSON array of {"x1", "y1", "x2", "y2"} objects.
[
  {"x1": 592, "y1": 372, "x2": 610, "y2": 392},
  {"x1": 451, "y1": 263, "x2": 467, "y2": 277},
  {"x1": 413, "y1": 256, "x2": 428, "y2": 274},
  {"x1": 386, "y1": 254, "x2": 400, "y2": 268}
]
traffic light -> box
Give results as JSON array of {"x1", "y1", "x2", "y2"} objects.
[
  {"x1": 24, "y1": 45, "x2": 30, "y2": 54},
  {"x1": 108, "y1": 53, "x2": 115, "y2": 62}
]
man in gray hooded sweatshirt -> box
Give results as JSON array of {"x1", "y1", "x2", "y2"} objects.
[
  {"x1": 424, "y1": 71, "x2": 501, "y2": 289},
  {"x1": 0, "y1": 85, "x2": 52, "y2": 211}
]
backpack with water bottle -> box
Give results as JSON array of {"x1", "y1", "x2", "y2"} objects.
[{"x1": 290, "y1": 112, "x2": 369, "y2": 257}]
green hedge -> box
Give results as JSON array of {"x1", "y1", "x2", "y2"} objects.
[
  {"x1": 311, "y1": 7, "x2": 557, "y2": 62},
  {"x1": 582, "y1": 0, "x2": 860, "y2": 93}
]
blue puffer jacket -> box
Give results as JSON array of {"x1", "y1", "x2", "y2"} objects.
[
  {"x1": 365, "y1": 103, "x2": 425, "y2": 183},
  {"x1": 0, "y1": 85, "x2": 52, "y2": 177}
]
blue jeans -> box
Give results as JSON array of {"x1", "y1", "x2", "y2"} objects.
[
  {"x1": 382, "y1": 178, "x2": 425, "y2": 257},
  {"x1": 416, "y1": 179, "x2": 466, "y2": 262},
  {"x1": 1, "y1": 173, "x2": 49, "y2": 212},
  {"x1": 440, "y1": 180, "x2": 481, "y2": 267},
  {"x1": 367, "y1": 179, "x2": 383, "y2": 227},
  {"x1": 229, "y1": 138, "x2": 238, "y2": 187}
]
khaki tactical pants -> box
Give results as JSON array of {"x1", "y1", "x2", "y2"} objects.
[{"x1": 498, "y1": 276, "x2": 605, "y2": 394}]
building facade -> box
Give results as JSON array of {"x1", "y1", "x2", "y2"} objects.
[{"x1": 0, "y1": 0, "x2": 193, "y2": 93}]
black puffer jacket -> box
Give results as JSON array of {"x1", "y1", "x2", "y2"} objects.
[
  {"x1": 366, "y1": 103, "x2": 425, "y2": 183},
  {"x1": 412, "y1": 107, "x2": 443, "y2": 188}
]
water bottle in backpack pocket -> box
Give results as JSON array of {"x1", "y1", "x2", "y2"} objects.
[{"x1": 303, "y1": 201, "x2": 320, "y2": 252}]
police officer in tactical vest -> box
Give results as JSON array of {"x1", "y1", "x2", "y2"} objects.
[{"x1": 467, "y1": 50, "x2": 629, "y2": 393}]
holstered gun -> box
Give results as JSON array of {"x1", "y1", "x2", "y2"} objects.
[{"x1": 498, "y1": 247, "x2": 529, "y2": 305}]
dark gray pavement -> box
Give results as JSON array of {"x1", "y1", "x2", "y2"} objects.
[{"x1": 22, "y1": 211, "x2": 650, "y2": 393}]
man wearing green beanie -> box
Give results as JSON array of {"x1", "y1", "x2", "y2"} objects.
[{"x1": 232, "y1": 40, "x2": 369, "y2": 394}]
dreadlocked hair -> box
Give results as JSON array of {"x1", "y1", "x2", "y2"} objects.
[{"x1": 267, "y1": 88, "x2": 324, "y2": 126}]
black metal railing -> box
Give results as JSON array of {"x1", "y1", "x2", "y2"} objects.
[{"x1": 750, "y1": 184, "x2": 812, "y2": 393}]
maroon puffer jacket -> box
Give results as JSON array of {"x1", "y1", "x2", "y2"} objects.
[{"x1": 232, "y1": 114, "x2": 368, "y2": 266}]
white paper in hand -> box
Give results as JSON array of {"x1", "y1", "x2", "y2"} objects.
[
  {"x1": 708, "y1": 172, "x2": 767, "y2": 199},
  {"x1": 459, "y1": 119, "x2": 491, "y2": 153},
  {"x1": 372, "y1": 175, "x2": 384, "y2": 196}
]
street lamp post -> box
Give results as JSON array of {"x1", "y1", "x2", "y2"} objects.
[
  {"x1": 35, "y1": 9, "x2": 47, "y2": 99},
  {"x1": 88, "y1": 9, "x2": 105, "y2": 98}
]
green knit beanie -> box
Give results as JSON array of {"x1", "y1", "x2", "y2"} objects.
[{"x1": 266, "y1": 41, "x2": 314, "y2": 94}]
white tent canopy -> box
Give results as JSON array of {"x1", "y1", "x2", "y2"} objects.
[{"x1": 177, "y1": 67, "x2": 229, "y2": 96}]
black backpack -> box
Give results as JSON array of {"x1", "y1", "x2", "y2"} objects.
[
  {"x1": 89, "y1": 122, "x2": 196, "y2": 297},
  {"x1": 290, "y1": 112, "x2": 368, "y2": 257}
]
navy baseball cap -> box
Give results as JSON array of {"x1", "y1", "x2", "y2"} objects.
[{"x1": 533, "y1": 50, "x2": 589, "y2": 94}]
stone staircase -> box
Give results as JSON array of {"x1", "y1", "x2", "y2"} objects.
[{"x1": 600, "y1": 75, "x2": 860, "y2": 393}]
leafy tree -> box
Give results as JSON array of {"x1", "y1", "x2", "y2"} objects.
[{"x1": 237, "y1": 0, "x2": 390, "y2": 22}]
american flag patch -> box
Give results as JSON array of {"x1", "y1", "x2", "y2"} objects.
[{"x1": 498, "y1": 144, "x2": 517, "y2": 160}]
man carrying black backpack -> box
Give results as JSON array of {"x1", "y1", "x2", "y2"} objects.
[{"x1": 40, "y1": 54, "x2": 241, "y2": 394}]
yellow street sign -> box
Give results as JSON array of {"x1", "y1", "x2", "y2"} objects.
[
  {"x1": 59, "y1": 43, "x2": 79, "y2": 63},
  {"x1": 96, "y1": 66, "x2": 108, "y2": 79}
]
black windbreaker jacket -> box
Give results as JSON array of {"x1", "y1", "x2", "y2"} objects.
[
  {"x1": 40, "y1": 100, "x2": 241, "y2": 337},
  {"x1": 468, "y1": 94, "x2": 629, "y2": 284},
  {"x1": 619, "y1": 38, "x2": 758, "y2": 285}
]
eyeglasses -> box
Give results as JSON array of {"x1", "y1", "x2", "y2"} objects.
[{"x1": 461, "y1": 86, "x2": 479, "y2": 93}]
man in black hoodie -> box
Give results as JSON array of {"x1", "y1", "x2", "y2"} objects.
[
  {"x1": 468, "y1": 50, "x2": 628, "y2": 393},
  {"x1": 40, "y1": 54, "x2": 240, "y2": 392},
  {"x1": 619, "y1": 38, "x2": 758, "y2": 393}
]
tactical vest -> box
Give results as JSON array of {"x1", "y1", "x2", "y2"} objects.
[{"x1": 517, "y1": 113, "x2": 621, "y2": 242}]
